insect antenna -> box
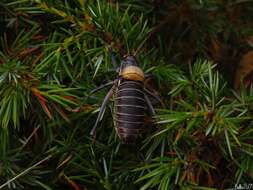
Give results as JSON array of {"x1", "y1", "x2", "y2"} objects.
[
  {"x1": 108, "y1": 46, "x2": 118, "y2": 71},
  {"x1": 133, "y1": 28, "x2": 153, "y2": 57}
]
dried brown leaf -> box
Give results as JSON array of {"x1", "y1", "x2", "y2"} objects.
[{"x1": 234, "y1": 51, "x2": 253, "y2": 89}]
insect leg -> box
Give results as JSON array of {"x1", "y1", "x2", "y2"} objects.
[
  {"x1": 89, "y1": 80, "x2": 117, "y2": 96},
  {"x1": 144, "y1": 94, "x2": 156, "y2": 116},
  {"x1": 144, "y1": 73, "x2": 153, "y2": 78},
  {"x1": 68, "y1": 80, "x2": 117, "y2": 113},
  {"x1": 90, "y1": 85, "x2": 115, "y2": 136},
  {"x1": 144, "y1": 88, "x2": 164, "y2": 107}
]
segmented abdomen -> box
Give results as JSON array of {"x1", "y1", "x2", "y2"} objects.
[{"x1": 115, "y1": 80, "x2": 145, "y2": 143}]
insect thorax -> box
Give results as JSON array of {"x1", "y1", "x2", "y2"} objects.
[{"x1": 120, "y1": 65, "x2": 145, "y2": 81}]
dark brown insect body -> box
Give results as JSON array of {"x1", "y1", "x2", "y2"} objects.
[
  {"x1": 90, "y1": 56, "x2": 158, "y2": 144},
  {"x1": 115, "y1": 80, "x2": 145, "y2": 142}
]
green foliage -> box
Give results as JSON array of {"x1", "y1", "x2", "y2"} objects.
[
  {"x1": 0, "y1": 0, "x2": 253, "y2": 189},
  {"x1": 138, "y1": 61, "x2": 253, "y2": 189}
]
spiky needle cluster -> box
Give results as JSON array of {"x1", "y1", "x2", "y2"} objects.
[{"x1": 0, "y1": 0, "x2": 253, "y2": 189}]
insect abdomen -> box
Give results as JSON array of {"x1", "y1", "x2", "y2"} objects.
[{"x1": 115, "y1": 80, "x2": 145, "y2": 143}]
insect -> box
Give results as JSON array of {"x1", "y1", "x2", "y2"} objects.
[{"x1": 90, "y1": 55, "x2": 160, "y2": 143}]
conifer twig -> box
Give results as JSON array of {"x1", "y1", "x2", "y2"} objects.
[{"x1": 0, "y1": 155, "x2": 52, "y2": 189}]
